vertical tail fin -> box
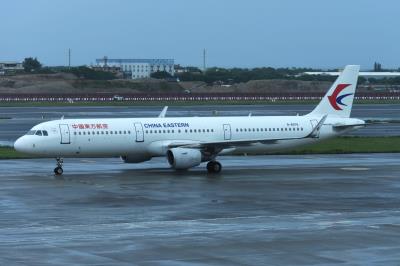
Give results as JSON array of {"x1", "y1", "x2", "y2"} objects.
[{"x1": 308, "y1": 65, "x2": 360, "y2": 118}]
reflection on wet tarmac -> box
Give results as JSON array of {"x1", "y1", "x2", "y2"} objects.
[{"x1": 0, "y1": 154, "x2": 399, "y2": 265}]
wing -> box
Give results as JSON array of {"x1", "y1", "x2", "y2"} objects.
[{"x1": 169, "y1": 115, "x2": 327, "y2": 151}]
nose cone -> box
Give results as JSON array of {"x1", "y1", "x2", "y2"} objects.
[{"x1": 14, "y1": 137, "x2": 29, "y2": 153}]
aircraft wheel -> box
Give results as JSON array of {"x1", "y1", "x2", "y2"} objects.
[
  {"x1": 207, "y1": 161, "x2": 222, "y2": 174},
  {"x1": 54, "y1": 167, "x2": 63, "y2": 176}
]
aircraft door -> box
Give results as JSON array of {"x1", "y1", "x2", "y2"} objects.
[
  {"x1": 134, "y1": 122, "x2": 144, "y2": 142},
  {"x1": 223, "y1": 124, "x2": 231, "y2": 140},
  {"x1": 59, "y1": 124, "x2": 71, "y2": 144}
]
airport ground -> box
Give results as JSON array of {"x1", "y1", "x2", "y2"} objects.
[
  {"x1": 1, "y1": 154, "x2": 400, "y2": 265},
  {"x1": 0, "y1": 104, "x2": 399, "y2": 265}
]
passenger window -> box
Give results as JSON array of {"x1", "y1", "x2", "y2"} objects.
[
  {"x1": 211, "y1": 129, "x2": 214, "y2": 132},
  {"x1": 190, "y1": 129, "x2": 192, "y2": 133},
  {"x1": 88, "y1": 132, "x2": 91, "y2": 135},
  {"x1": 83, "y1": 132, "x2": 86, "y2": 135},
  {"x1": 128, "y1": 131, "x2": 131, "y2": 134},
  {"x1": 194, "y1": 129, "x2": 197, "y2": 133},
  {"x1": 119, "y1": 131, "x2": 122, "y2": 134},
  {"x1": 115, "y1": 131, "x2": 118, "y2": 134},
  {"x1": 172, "y1": 130, "x2": 174, "y2": 133},
  {"x1": 167, "y1": 130, "x2": 170, "y2": 133},
  {"x1": 178, "y1": 129, "x2": 181, "y2": 133},
  {"x1": 101, "y1": 131, "x2": 104, "y2": 135},
  {"x1": 74, "y1": 132, "x2": 77, "y2": 135},
  {"x1": 79, "y1": 132, "x2": 82, "y2": 135}
]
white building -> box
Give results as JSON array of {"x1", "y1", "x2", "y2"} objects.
[
  {"x1": 95, "y1": 58, "x2": 174, "y2": 79},
  {"x1": 0, "y1": 61, "x2": 24, "y2": 75},
  {"x1": 303, "y1": 71, "x2": 400, "y2": 79}
]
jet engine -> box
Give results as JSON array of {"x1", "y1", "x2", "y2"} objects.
[
  {"x1": 167, "y1": 148, "x2": 202, "y2": 170},
  {"x1": 121, "y1": 154, "x2": 151, "y2": 163}
]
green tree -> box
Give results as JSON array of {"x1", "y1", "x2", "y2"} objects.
[
  {"x1": 65, "y1": 66, "x2": 116, "y2": 80},
  {"x1": 23, "y1": 57, "x2": 42, "y2": 72},
  {"x1": 151, "y1": 71, "x2": 172, "y2": 79}
]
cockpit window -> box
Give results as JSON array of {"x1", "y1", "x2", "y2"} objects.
[
  {"x1": 35, "y1": 130, "x2": 43, "y2": 136},
  {"x1": 26, "y1": 130, "x2": 36, "y2": 135},
  {"x1": 43, "y1": 130, "x2": 48, "y2": 136}
]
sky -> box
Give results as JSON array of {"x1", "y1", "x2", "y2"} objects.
[{"x1": 1, "y1": 0, "x2": 399, "y2": 69}]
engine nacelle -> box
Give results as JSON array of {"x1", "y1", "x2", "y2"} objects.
[
  {"x1": 121, "y1": 154, "x2": 151, "y2": 163},
  {"x1": 167, "y1": 148, "x2": 202, "y2": 170}
]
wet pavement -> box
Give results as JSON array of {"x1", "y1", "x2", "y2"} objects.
[
  {"x1": 0, "y1": 154, "x2": 399, "y2": 265},
  {"x1": 0, "y1": 104, "x2": 399, "y2": 145}
]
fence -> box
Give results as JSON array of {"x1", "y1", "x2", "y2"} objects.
[{"x1": 0, "y1": 92, "x2": 399, "y2": 102}]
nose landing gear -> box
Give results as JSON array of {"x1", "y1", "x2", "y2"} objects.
[{"x1": 54, "y1": 158, "x2": 64, "y2": 175}]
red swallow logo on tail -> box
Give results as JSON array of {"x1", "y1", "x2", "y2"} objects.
[{"x1": 328, "y1": 84, "x2": 353, "y2": 110}]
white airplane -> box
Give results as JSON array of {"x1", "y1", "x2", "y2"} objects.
[{"x1": 14, "y1": 65, "x2": 365, "y2": 175}]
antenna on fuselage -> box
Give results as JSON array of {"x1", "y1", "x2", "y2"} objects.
[{"x1": 61, "y1": 115, "x2": 64, "y2": 120}]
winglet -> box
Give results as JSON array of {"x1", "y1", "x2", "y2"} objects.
[
  {"x1": 307, "y1": 115, "x2": 327, "y2": 138},
  {"x1": 158, "y1": 106, "x2": 168, "y2": 118}
]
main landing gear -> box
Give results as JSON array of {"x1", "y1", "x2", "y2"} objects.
[
  {"x1": 206, "y1": 160, "x2": 222, "y2": 174},
  {"x1": 54, "y1": 158, "x2": 64, "y2": 176}
]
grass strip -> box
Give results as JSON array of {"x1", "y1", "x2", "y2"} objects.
[{"x1": 279, "y1": 136, "x2": 400, "y2": 155}]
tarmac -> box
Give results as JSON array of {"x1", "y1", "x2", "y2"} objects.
[{"x1": 0, "y1": 153, "x2": 400, "y2": 265}]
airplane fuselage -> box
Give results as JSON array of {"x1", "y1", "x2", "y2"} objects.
[{"x1": 14, "y1": 115, "x2": 363, "y2": 159}]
